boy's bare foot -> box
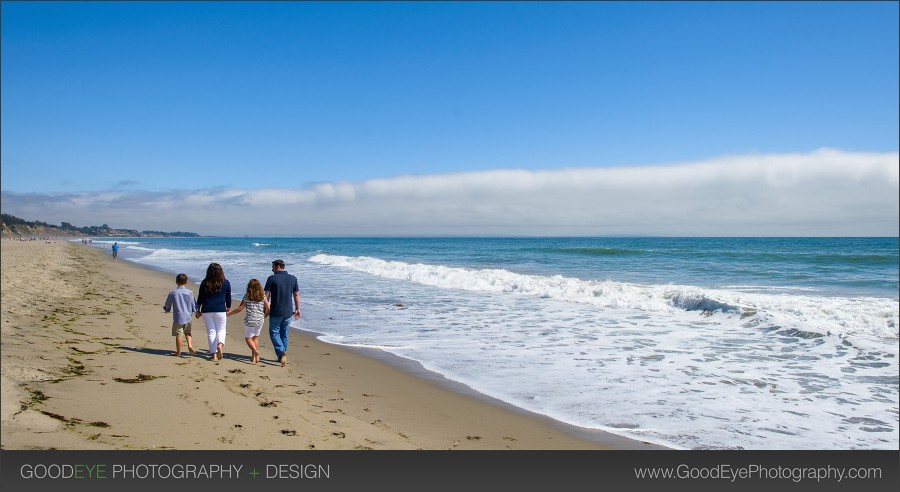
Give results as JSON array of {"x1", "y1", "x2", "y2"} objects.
[
  {"x1": 188, "y1": 346, "x2": 196, "y2": 356},
  {"x1": 280, "y1": 354, "x2": 286, "y2": 367},
  {"x1": 170, "y1": 352, "x2": 180, "y2": 357}
]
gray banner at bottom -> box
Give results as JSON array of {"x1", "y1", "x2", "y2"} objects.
[{"x1": 2, "y1": 450, "x2": 898, "y2": 492}]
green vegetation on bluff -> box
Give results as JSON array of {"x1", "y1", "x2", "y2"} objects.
[{"x1": 1, "y1": 213, "x2": 199, "y2": 238}]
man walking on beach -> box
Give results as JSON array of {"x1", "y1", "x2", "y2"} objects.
[
  {"x1": 264, "y1": 259, "x2": 300, "y2": 367},
  {"x1": 111, "y1": 242, "x2": 119, "y2": 261}
]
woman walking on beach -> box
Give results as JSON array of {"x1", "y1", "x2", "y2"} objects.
[
  {"x1": 227, "y1": 279, "x2": 269, "y2": 364},
  {"x1": 195, "y1": 263, "x2": 232, "y2": 361}
]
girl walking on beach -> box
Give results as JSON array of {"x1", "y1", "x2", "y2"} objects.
[
  {"x1": 195, "y1": 263, "x2": 232, "y2": 361},
  {"x1": 227, "y1": 279, "x2": 269, "y2": 364}
]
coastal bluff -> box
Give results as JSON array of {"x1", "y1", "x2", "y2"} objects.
[{"x1": 0, "y1": 213, "x2": 199, "y2": 239}]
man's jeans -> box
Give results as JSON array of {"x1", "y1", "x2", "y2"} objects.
[{"x1": 269, "y1": 316, "x2": 292, "y2": 360}]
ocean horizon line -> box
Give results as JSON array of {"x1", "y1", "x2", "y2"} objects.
[{"x1": 84, "y1": 234, "x2": 899, "y2": 240}]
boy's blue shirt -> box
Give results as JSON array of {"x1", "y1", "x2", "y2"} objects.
[{"x1": 164, "y1": 285, "x2": 196, "y2": 325}]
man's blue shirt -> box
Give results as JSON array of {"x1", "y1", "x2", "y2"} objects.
[{"x1": 265, "y1": 271, "x2": 299, "y2": 318}]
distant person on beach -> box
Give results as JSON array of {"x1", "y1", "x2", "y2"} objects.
[
  {"x1": 163, "y1": 273, "x2": 196, "y2": 358},
  {"x1": 227, "y1": 279, "x2": 269, "y2": 364},
  {"x1": 195, "y1": 263, "x2": 232, "y2": 361},
  {"x1": 111, "y1": 242, "x2": 119, "y2": 260},
  {"x1": 264, "y1": 259, "x2": 300, "y2": 367}
]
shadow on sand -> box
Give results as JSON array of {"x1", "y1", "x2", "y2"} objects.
[{"x1": 119, "y1": 346, "x2": 280, "y2": 366}]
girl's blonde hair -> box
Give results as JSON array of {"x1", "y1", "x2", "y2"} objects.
[{"x1": 246, "y1": 279, "x2": 265, "y2": 302}]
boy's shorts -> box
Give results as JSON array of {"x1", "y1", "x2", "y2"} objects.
[{"x1": 172, "y1": 322, "x2": 192, "y2": 337}]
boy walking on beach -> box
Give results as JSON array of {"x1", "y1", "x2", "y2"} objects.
[{"x1": 164, "y1": 273, "x2": 196, "y2": 357}]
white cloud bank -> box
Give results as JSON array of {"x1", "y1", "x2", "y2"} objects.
[{"x1": 2, "y1": 148, "x2": 898, "y2": 236}]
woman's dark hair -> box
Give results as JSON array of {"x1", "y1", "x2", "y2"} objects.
[{"x1": 202, "y1": 263, "x2": 225, "y2": 293}]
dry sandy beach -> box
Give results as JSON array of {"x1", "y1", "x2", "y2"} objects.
[{"x1": 1, "y1": 239, "x2": 660, "y2": 451}]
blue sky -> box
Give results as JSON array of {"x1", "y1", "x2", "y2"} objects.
[{"x1": 1, "y1": 1, "x2": 898, "y2": 236}]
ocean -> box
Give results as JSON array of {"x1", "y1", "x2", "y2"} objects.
[{"x1": 86, "y1": 237, "x2": 898, "y2": 450}]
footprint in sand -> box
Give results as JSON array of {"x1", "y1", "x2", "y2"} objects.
[
  {"x1": 211, "y1": 412, "x2": 225, "y2": 418},
  {"x1": 281, "y1": 429, "x2": 296, "y2": 436},
  {"x1": 332, "y1": 432, "x2": 346, "y2": 438}
]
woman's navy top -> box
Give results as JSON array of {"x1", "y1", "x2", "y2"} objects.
[{"x1": 197, "y1": 279, "x2": 232, "y2": 313}]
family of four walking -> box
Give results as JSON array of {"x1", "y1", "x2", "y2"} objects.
[{"x1": 163, "y1": 259, "x2": 300, "y2": 367}]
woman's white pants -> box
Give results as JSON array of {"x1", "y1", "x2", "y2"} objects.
[{"x1": 202, "y1": 312, "x2": 227, "y2": 354}]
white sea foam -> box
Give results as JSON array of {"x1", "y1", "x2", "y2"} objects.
[
  {"x1": 299, "y1": 262, "x2": 898, "y2": 450},
  {"x1": 124, "y1": 245, "x2": 156, "y2": 252},
  {"x1": 305, "y1": 252, "x2": 898, "y2": 449},
  {"x1": 309, "y1": 254, "x2": 899, "y2": 340},
  {"x1": 137, "y1": 248, "x2": 245, "y2": 262}
]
